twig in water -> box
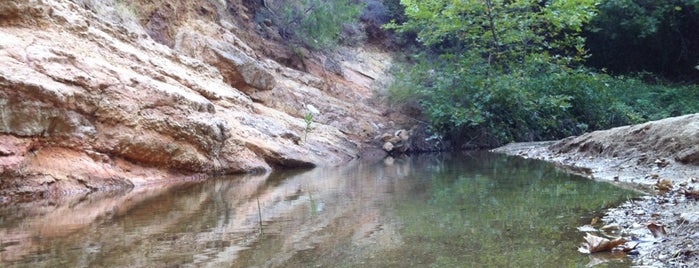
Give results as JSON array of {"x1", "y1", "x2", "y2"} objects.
[{"x1": 257, "y1": 197, "x2": 263, "y2": 235}]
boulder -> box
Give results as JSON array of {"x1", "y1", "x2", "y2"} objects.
[
  {"x1": 382, "y1": 142, "x2": 394, "y2": 152},
  {"x1": 380, "y1": 129, "x2": 410, "y2": 154}
]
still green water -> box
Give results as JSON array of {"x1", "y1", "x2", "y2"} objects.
[{"x1": 0, "y1": 152, "x2": 638, "y2": 267}]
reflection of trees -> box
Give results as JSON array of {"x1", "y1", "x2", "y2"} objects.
[{"x1": 395, "y1": 152, "x2": 639, "y2": 267}]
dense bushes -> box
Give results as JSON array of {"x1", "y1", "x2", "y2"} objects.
[
  {"x1": 275, "y1": 0, "x2": 364, "y2": 50},
  {"x1": 385, "y1": 0, "x2": 699, "y2": 149},
  {"x1": 390, "y1": 51, "x2": 699, "y2": 148}
]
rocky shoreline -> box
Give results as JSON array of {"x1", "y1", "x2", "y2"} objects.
[{"x1": 493, "y1": 113, "x2": 699, "y2": 267}]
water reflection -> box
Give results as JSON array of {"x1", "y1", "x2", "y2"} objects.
[{"x1": 0, "y1": 152, "x2": 638, "y2": 267}]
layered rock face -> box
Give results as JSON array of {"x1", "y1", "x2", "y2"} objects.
[{"x1": 0, "y1": 0, "x2": 408, "y2": 200}]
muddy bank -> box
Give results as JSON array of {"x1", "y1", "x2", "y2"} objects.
[{"x1": 493, "y1": 113, "x2": 699, "y2": 266}]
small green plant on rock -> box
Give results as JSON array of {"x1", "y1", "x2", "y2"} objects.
[
  {"x1": 304, "y1": 113, "x2": 313, "y2": 143},
  {"x1": 303, "y1": 103, "x2": 319, "y2": 143}
]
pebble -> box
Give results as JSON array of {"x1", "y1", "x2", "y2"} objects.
[
  {"x1": 634, "y1": 209, "x2": 646, "y2": 215},
  {"x1": 577, "y1": 225, "x2": 597, "y2": 232},
  {"x1": 601, "y1": 223, "x2": 620, "y2": 231}
]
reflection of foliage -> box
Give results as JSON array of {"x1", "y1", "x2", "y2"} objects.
[{"x1": 393, "y1": 153, "x2": 638, "y2": 267}]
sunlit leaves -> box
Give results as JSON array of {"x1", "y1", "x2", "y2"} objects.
[{"x1": 387, "y1": 0, "x2": 599, "y2": 67}]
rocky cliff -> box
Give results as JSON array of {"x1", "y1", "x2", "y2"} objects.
[{"x1": 0, "y1": 0, "x2": 413, "y2": 201}]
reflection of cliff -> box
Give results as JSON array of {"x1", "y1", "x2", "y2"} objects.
[
  {"x1": 0, "y1": 179, "x2": 210, "y2": 263},
  {"x1": 0, "y1": 157, "x2": 421, "y2": 267}
]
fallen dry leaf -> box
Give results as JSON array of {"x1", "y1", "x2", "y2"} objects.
[
  {"x1": 685, "y1": 189, "x2": 699, "y2": 200},
  {"x1": 647, "y1": 222, "x2": 667, "y2": 238},
  {"x1": 656, "y1": 179, "x2": 673, "y2": 193},
  {"x1": 654, "y1": 159, "x2": 670, "y2": 168},
  {"x1": 600, "y1": 224, "x2": 620, "y2": 231},
  {"x1": 578, "y1": 233, "x2": 627, "y2": 254}
]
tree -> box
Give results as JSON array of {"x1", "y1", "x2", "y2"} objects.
[
  {"x1": 385, "y1": 0, "x2": 604, "y2": 147},
  {"x1": 584, "y1": 0, "x2": 699, "y2": 82},
  {"x1": 385, "y1": 0, "x2": 699, "y2": 149},
  {"x1": 386, "y1": 0, "x2": 599, "y2": 70}
]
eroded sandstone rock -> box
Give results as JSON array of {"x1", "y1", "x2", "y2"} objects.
[
  {"x1": 0, "y1": 0, "x2": 49, "y2": 27},
  {"x1": 0, "y1": 0, "x2": 407, "y2": 200}
]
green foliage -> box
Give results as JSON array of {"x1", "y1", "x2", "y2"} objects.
[
  {"x1": 584, "y1": 0, "x2": 699, "y2": 82},
  {"x1": 387, "y1": 0, "x2": 699, "y2": 148},
  {"x1": 606, "y1": 74, "x2": 699, "y2": 120},
  {"x1": 385, "y1": 0, "x2": 599, "y2": 69},
  {"x1": 114, "y1": 0, "x2": 138, "y2": 18},
  {"x1": 390, "y1": 52, "x2": 699, "y2": 148},
  {"x1": 304, "y1": 113, "x2": 313, "y2": 143},
  {"x1": 280, "y1": 0, "x2": 364, "y2": 50}
]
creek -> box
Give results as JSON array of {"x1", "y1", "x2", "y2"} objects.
[{"x1": 0, "y1": 152, "x2": 639, "y2": 267}]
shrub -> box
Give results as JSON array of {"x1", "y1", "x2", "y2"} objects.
[
  {"x1": 278, "y1": 0, "x2": 364, "y2": 50},
  {"x1": 390, "y1": 51, "x2": 699, "y2": 149},
  {"x1": 360, "y1": 0, "x2": 390, "y2": 41}
]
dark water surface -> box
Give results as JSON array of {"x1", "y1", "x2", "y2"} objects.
[{"x1": 0, "y1": 152, "x2": 639, "y2": 267}]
